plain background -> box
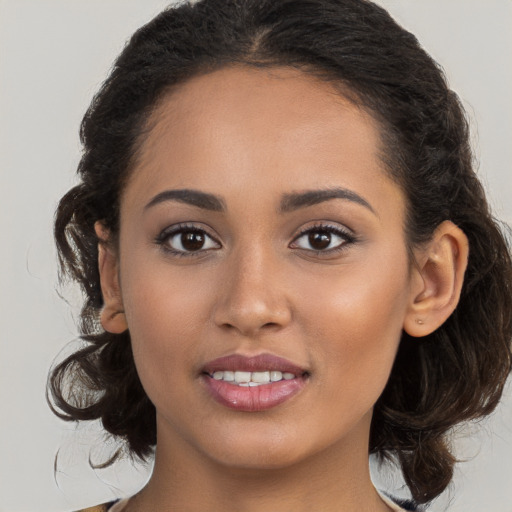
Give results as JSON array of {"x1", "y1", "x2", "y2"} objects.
[{"x1": 1, "y1": 1, "x2": 511, "y2": 511}]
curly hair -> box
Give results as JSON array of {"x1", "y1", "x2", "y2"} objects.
[{"x1": 48, "y1": 0, "x2": 512, "y2": 505}]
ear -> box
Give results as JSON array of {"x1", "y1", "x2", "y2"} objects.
[
  {"x1": 404, "y1": 220, "x2": 469, "y2": 337},
  {"x1": 94, "y1": 221, "x2": 128, "y2": 334}
]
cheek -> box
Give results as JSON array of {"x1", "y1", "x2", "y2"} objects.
[
  {"x1": 300, "y1": 250, "x2": 410, "y2": 397},
  {"x1": 121, "y1": 250, "x2": 214, "y2": 335},
  {"x1": 119, "y1": 257, "x2": 216, "y2": 399}
]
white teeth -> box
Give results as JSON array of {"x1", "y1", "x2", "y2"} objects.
[
  {"x1": 210, "y1": 370, "x2": 297, "y2": 386},
  {"x1": 234, "y1": 371, "x2": 251, "y2": 384},
  {"x1": 251, "y1": 371, "x2": 271, "y2": 383},
  {"x1": 270, "y1": 371, "x2": 283, "y2": 382},
  {"x1": 223, "y1": 371, "x2": 235, "y2": 381}
]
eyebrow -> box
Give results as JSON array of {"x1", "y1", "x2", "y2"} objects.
[
  {"x1": 144, "y1": 186, "x2": 375, "y2": 215},
  {"x1": 144, "y1": 189, "x2": 226, "y2": 212},
  {"x1": 279, "y1": 188, "x2": 376, "y2": 215}
]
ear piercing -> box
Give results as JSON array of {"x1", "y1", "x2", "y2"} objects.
[{"x1": 415, "y1": 319, "x2": 424, "y2": 325}]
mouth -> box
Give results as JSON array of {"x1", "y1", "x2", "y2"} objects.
[{"x1": 201, "y1": 353, "x2": 310, "y2": 412}]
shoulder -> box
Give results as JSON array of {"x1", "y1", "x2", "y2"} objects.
[
  {"x1": 391, "y1": 497, "x2": 424, "y2": 511},
  {"x1": 380, "y1": 493, "x2": 422, "y2": 512},
  {"x1": 393, "y1": 498, "x2": 422, "y2": 511},
  {"x1": 75, "y1": 501, "x2": 118, "y2": 512}
]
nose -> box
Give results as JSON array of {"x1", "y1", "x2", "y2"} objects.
[{"x1": 212, "y1": 247, "x2": 292, "y2": 337}]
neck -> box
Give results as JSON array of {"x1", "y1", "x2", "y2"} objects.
[{"x1": 129, "y1": 412, "x2": 392, "y2": 512}]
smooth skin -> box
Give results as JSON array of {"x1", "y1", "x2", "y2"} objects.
[{"x1": 96, "y1": 66, "x2": 468, "y2": 512}]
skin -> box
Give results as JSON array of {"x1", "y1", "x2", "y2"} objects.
[{"x1": 96, "y1": 65, "x2": 468, "y2": 512}]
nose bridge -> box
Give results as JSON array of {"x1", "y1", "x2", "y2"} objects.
[{"x1": 213, "y1": 240, "x2": 291, "y2": 336}]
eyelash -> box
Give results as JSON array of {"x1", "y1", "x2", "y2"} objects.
[
  {"x1": 155, "y1": 223, "x2": 220, "y2": 258},
  {"x1": 155, "y1": 222, "x2": 356, "y2": 258},
  {"x1": 290, "y1": 223, "x2": 356, "y2": 256}
]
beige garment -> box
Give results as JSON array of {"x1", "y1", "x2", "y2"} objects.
[
  {"x1": 379, "y1": 493, "x2": 411, "y2": 511},
  {"x1": 108, "y1": 499, "x2": 129, "y2": 512}
]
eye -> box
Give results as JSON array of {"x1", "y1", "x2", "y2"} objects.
[
  {"x1": 156, "y1": 224, "x2": 220, "y2": 256},
  {"x1": 290, "y1": 224, "x2": 354, "y2": 253}
]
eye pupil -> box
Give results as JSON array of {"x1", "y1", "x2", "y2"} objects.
[
  {"x1": 309, "y1": 231, "x2": 331, "y2": 250},
  {"x1": 181, "y1": 231, "x2": 205, "y2": 251}
]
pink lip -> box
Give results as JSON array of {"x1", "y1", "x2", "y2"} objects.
[
  {"x1": 202, "y1": 353, "x2": 307, "y2": 375},
  {"x1": 201, "y1": 354, "x2": 309, "y2": 412}
]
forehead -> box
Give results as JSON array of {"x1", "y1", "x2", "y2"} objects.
[{"x1": 124, "y1": 65, "x2": 402, "y2": 216}]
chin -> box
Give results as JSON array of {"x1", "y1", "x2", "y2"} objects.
[{"x1": 195, "y1": 420, "x2": 342, "y2": 472}]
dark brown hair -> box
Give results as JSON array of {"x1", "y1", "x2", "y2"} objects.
[{"x1": 48, "y1": 0, "x2": 512, "y2": 505}]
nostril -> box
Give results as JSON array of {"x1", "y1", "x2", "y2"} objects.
[{"x1": 213, "y1": 299, "x2": 292, "y2": 336}]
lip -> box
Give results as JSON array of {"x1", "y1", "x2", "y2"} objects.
[
  {"x1": 201, "y1": 353, "x2": 309, "y2": 412},
  {"x1": 202, "y1": 353, "x2": 307, "y2": 375}
]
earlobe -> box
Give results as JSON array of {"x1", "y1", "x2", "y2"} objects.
[
  {"x1": 95, "y1": 221, "x2": 128, "y2": 334},
  {"x1": 404, "y1": 220, "x2": 469, "y2": 337}
]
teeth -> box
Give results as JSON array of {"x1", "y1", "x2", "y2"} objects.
[
  {"x1": 210, "y1": 370, "x2": 297, "y2": 385},
  {"x1": 252, "y1": 371, "x2": 271, "y2": 383},
  {"x1": 223, "y1": 371, "x2": 235, "y2": 381},
  {"x1": 234, "y1": 371, "x2": 251, "y2": 384},
  {"x1": 270, "y1": 371, "x2": 282, "y2": 382}
]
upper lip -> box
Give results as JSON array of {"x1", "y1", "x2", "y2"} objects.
[{"x1": 202, "y1": 353, "x2": 308, "y2": 376}]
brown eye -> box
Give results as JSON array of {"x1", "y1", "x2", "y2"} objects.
[
  {"x1": 159, "y1": 226, "x2": 220, "y2": 254},
  {"x1": 291, "y1": 225, "x2": 353, "y2": 253},
  {"x1": 308, "y1": 232, "x2": 331, "y2": 250},
  {"x1": 181, "y1": 231, "x2": 205, "y2": 251}
]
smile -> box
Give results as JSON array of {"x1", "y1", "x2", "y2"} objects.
[
  {"x1": 201, "y1": 354, "x2": 309, "y2": 411},
  {"x1": 210, "y1": 370, "x2": 297, "y2": 386}
]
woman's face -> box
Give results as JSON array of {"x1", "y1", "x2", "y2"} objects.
[{"x1": 115, "y1": 66, "x2": 417, "y2": 469}]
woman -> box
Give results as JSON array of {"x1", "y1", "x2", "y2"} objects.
[{"x1": 48, "y1": 0, "x2": 512, "y2": 510}]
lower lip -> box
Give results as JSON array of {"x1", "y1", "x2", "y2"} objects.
[{"x1": 203, "y1": 375, "x2": 307, "y2": 412}]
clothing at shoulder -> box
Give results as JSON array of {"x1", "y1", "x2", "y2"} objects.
[
  {"x1": 383, "y1": 495, "x2": 421, "y2": 511},
  {"x1": 76, "y1": 497, "x2": 419, "y2": 512},
  {"x1": 394, "y1": 498, "x2": 421, "y2": 511},
  {"x1": 75, "y1": 501, "x2": 119, "y2": 512}
]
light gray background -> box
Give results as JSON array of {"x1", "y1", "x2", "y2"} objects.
[{"x1": 1, "y1": 1, "x2": 511, "y2": 511}]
